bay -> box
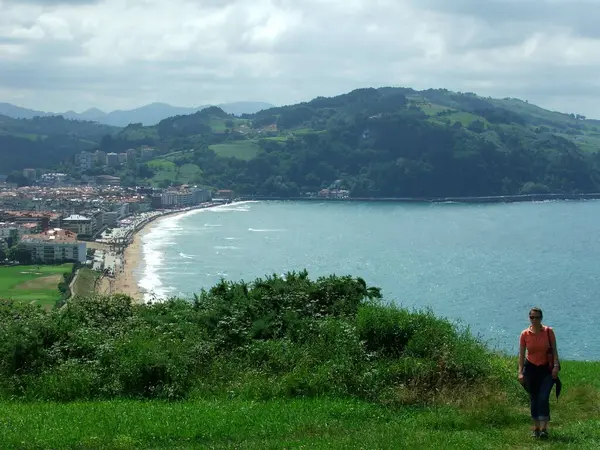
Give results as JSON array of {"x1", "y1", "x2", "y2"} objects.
[{"x1": 138, "y1": 200, "x2": 600, "y2": 360}]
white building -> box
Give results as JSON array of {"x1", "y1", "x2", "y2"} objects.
[
  {"x1": 160, "y1": 187, "x2": 211, "y2": 208},
  {"x1": 62, "y1": 214, "x2": 94, "y2": 237},
  {"x1": 21, "y1": 228, "x2": 86, "y2": 263},
  {"x1": 77, "y1": 152, "x2": 94, "y2": 171},
  {"x1": 140, "y1": 147, "x2": 156, "y2": 161},
  {"x1": 40, "y1": 173, "x2": 68, "y2": 186},
  {"x1": 106, "y1": 153, "x2": 120, "y2": 167},
  {"x1": 192, "y1": 187, "x2": 211, "y2": 203}
]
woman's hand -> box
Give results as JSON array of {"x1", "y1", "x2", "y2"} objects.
[
  {"x1": 552, "y1": 366, "x2": 559, "y2": 379},
  {"x1": 518, "y1": 372, "x2": 525, "y2": 385}
]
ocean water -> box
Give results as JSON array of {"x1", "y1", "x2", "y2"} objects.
[{"x1": 136, "y1": 200, "x2": 600, "y2": 360}]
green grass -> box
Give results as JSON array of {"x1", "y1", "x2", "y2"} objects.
[
  {"x1": 209, "y1": 118, "x2": 227, "y2": 132},
  {"x1": 209, "y1": 141, "x2": 261, "y2": 160},
  {"x1": 12, "y1": 132, "x2": 43, "y2": 141},
  {"x1": 71, "y1": 268, "x2": 100, "y2": 298},
  {"x1": 0, "y1": 263, "x2": 73, "y2": 307},
  {"x1": 446, "y1": 111, "x2": 489, "y2": 126},
  {"x1": 145, "y1": 158, "x2": 202, "y2": 185},
  {"x1": 177, "y1": 163, "x2": 202, "y2": 183},
  {"x1": 1, "y1": 272, "x2": 599, "y2": 448},
  {"x1": 1, "y1": 373, "x2": 599, "y2": 449},
  {"x1": 119, "y1": 127, "x2": 160, "y2": 141},
  {"x1": 261, "y1": 135, "x2": 289, "y2": 142},
  {"x1": 147, "y1": 159, "x2": 178, "y2": 184},
  {"x1": 419, "y1": 103, "x2": 453, "y2": 116}
]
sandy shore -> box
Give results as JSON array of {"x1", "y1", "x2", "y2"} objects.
[
  {"x1": 102, "y1": 203, "x2": 228, "y2": 303},
  {"x1": 109, "y1": 220, "x2": 157, "y2": 302}
]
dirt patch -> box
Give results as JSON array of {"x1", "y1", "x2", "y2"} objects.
[{"x1": 16, "y1": 274, "x2": 63, "y2": 290}]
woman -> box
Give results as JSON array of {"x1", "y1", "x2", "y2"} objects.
[{"x1": 518, "y1": 307, "x2": 560, "y2": 439}]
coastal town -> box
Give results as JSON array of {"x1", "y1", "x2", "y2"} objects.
[{"x1": 0, "y1": 180, "x2": 236, "y2": 304}]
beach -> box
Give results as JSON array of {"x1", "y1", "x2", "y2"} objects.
[
  {"x1": 96, "y1": 202, "x2": 228, "y2": 303},
  {"x1": 110, "y1": 219, "x2": 155, "y2": 302}
]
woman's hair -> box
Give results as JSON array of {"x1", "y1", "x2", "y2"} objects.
[{"x1": 530, "y1": 307, "x2": 543, "y2": 318}]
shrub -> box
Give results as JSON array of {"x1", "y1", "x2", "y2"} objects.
[{"x1": 0, "y1": 272, "x2": 506, "y2": 404}]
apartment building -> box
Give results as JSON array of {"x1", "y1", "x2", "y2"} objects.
[
  {"x1": 106, "y1": 153, "x2": 120, "y2": 167},
  {"x1": 62, "y1": 214, "x2": 94, "y2": 237},
  {"x1": 21, "y1": 228, "x2": 86, "y2": 263},
  {"x1": 159, "y1": 187, "x2": 211, "y2": 208},
  {"x1": 95, "y1": 151, "x2": 107, "y2": 165},
  {"x1": 0, "y1": 211, "x2": 61, "y2": 230},
  {"x1": 77, "y1": 152, "x2": 94, "y2": 171}
]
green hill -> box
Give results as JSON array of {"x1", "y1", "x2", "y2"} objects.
[
  {"x1": 123, "y1": 87, "x2": 600, "y2": 194},
  {"x1": 4, "y1": 88, "x2": 600, "y2": 197},
  {"x1": 0, "y1": 114, "x2": 120, "y2": 173}
]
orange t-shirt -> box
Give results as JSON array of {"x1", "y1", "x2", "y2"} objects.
[{"x1": 520, "y1": 326, "x2": 555, "y2": 366}]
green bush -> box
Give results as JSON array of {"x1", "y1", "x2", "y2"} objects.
[{"x1": 0, "y1": 272, "x2": 508, "y2": 405}]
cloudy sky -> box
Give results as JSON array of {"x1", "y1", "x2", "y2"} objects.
[{"x1": 0, "y1": 0, "x2": 599, "y2": 117}]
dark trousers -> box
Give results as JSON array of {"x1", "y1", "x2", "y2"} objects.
[{"x1": 524, "y1": 361, "x2": 554, "y2": 422}]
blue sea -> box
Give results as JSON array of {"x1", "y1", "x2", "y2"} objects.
[{"x1": 136, "y1": 200, "x2": 600, "y2": 360}]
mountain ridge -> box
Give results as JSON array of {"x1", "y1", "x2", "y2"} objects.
[{"x1": 0, "y1": 101, "x2": 275, "y2": 127}]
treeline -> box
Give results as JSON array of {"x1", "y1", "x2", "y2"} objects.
[
  {"x1": 0, "y1": 134, "x2": 94, "y2": 174},
  {"x1": 0, "y1": 115, "x2": 117, "y2": 172},
  {"x1": 0, "y1": 272, "x2": 516, "y2": 404}
]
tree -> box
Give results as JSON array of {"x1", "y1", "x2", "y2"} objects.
[
  {"x1": 6, "y1": 171, "x2": 30, "y2": 187},
  {"x1": 6, "y1": 229, "x2": 19, "y2": 249},
  {"x1": 7, "y1": 244, "x2": 32, "y2": 264}
]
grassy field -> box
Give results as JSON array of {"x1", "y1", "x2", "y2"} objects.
[
  {"x1": 71, "y1": 267, "x2": 100, "y2": 297},
  {"x1": 0, "y1": 263, "x2": 73, "y2": 308},
  {"x1": 1, "y1": 360, "x2": 599, "y2": 449},
  {"x1": 418, "y1": 103, "x2": 453, "y2": 116},
  {"x1": 146, "y1": 159, "x2": 203, "y2": 185},
  {"x1": 147, "y1": 159, "x2": 178, "y2": 185},
  {"x1": 209, "y1": 141, "x2": 261, "y2": 160},
  {"x1": 261, "y1": 136, "x2": 289, "y2": 142},
  {"x1": 177, "y1": 163, "x2": 202, "y2": 183},
  {"x1": 119, "y1": 127, "x2": 160, "y2": 141}
]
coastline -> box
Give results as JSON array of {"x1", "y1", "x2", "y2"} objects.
[
  {"x1": 239, "y1": 192, "x2": 600, "y2": 204},
  {"x1": 105, "y1": 202, "x2": 232, "y2": 303}
]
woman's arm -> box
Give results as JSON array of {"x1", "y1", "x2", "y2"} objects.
[{"x1": 551, "y1": 329, "x2": 560, "y2": 369}]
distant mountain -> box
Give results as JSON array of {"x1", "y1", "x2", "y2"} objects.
[
  {"x1": 0, "y1": 101, "x2": 275, "y2": 127},
  {"x1": 0, "y1": 103, "x2": 51, "y2": 120}
]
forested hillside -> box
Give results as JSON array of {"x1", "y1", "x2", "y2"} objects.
[
  {"x1": 0, "y1": 115, "x2": 118, "y2": 172},
  {"x1": 4, "y1": 87, "x2": 600, "y2": 197}
]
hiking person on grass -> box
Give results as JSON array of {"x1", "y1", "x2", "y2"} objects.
[{"x1": 518, "y1": 307, "x2": 561, "y2": 439}]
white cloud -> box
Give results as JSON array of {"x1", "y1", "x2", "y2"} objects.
[{"x1": 0, "y1": 0, "x2": 598, "y2": 117}]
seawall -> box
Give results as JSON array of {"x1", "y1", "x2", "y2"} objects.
[{"x1": 239, "y1": 193, "x2": 600, "y2": 204}]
